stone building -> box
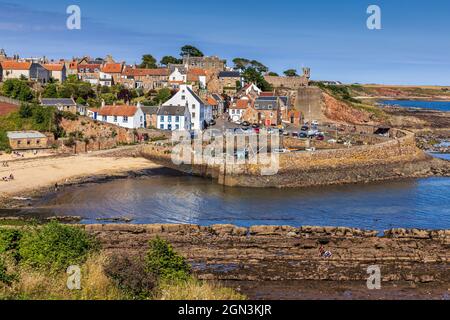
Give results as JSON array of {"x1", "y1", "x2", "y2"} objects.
[
  {"x1": 182, "y1": 56, "x2": 225, "y2": 72},
  {"x1": 264, "y1": 67, "x2": 310, "y2": 89},
  {"x1": 7, "y1": 131, "x2": 49, "y2": 150},
  {"x1": 141, "y1": 106, "x2": 160, "y2": 129},
  {"x1": 218, "y1": 71, "x2": 243, "y2": 95},
  {"x1": 41, "y1": 98, "x2": 77, "y2": 114},
  {"x1": 242, "y1": 97, "x2": 282, "y2": 126},
  {"x1": 121, "y1": 67, "x2": 169, "y2": 90}
]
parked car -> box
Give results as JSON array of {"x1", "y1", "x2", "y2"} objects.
[
  {"x1": 253, "y1": 127, "x2": 260, "y2": 134},
  {"x1": 273, "y1": 148, "x2": 288, "y2": 154},
  {"x1": 292, "y1": 132, "x2": 299, "y2": 137},
  {"x1": 299, "y1": 132, "x2": 308, "y2": 138},
  {"x1": 301, "y1": 126, "x2": 309, "y2": 132},
  {"x1": 252, "y1": 124, "x2": 260, "y2": 129},
  {"x1": 316, "y1": 134, "x2": 325, "y2": 141},
  {"x1": 242, "y1": 121, "x2": 250, "y2": 127}
]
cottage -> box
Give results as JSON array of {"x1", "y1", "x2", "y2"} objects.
[
  {"x1": 218, "y1": 71, "x2": 243, "y2": 95},
  {"x1": 244, "y1": 96, "x2": 281, "y2": 126},
  {"x1": 163, "y1": 84, "x2": 212, "y2": 131},
  {"x1": 140, "y1": 106, "x2": 160, "y2": 128},
  {"x1": 157, "y1": 105, "x2": 191, "y2": 131},
  {"x1": 7, "y1": 131, "x2": 48, "y2": 150},
  {"x1": 97, "y1": 103, "x2": 145, "y2": 129},
  {"x1": 238, "y1": 83, "x2": 262, "y2": 98},
  {"x1": 121, "y1": 67, "x2": 169, "y2": 90},
  {"x1": 43, "y1": 63, "x2": 67, "y2": 82},
  {"x1": 41, "y1": 98, "x2": 77, "y2": 114},
  {"x1": 229, "y1": 98, "x2": 251, "y2": 122},
  {"x1": 168, "y1": 68, "x2": 187, "y2": 88},
  {"x1": 100, "y1": 63, "x2": 124, "y2": 86},
  {"x1": 1, "y1": 61, "x2": 50, "y2": 83},
  {"x1": 77, "y1": 62, "x2": 101, "y2": 85}
]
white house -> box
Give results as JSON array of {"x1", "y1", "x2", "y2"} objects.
[
  {"x1": 168, "y1": 67, "x2": 187, "y2": 88},
  {"x1": 229, "y1": 97, "x2": 251, "y2": 122},
  {"x1": 157, "y1": 105, "x2": 191, "y2": 131},
  {"x1": 163, "y1": 84, "x2": 212, "y2": 131},
  {"x1": 99, "y1": 72, "x2": 113, "y2": 87},
  {"x1": 96, "y1": 102, "x2": 145, "y2": 129},
  {"x1": 1, "y1": 61, "x2": 50, "y2": 83}
]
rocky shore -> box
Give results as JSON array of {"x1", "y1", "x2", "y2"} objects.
[{"x1": 84, "y1": 224, "x2": 450, "y2": 300}]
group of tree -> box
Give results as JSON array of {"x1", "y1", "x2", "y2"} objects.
[
  {"x1": 139, "y1": 44, "x2": 204, "y2": 69},
  {"x1": 1, "y1": 79, "x2": 34, "y2": 102},
  {"x1": 232, "y1": 58, "x2": 272, "y2": 91}
]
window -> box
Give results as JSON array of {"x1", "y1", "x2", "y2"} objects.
[
  {"x1": 175, "y1": 116, "x2": 180, "y2": 123},
  {"x1": 27, "y1": 141, "x2": 31, "y2": 145},
  {"x1": 181, "y1": 95, "x2": 185, "y2": 100},
  {"x1": 160, "y1": 124, "x2": 164, "y2": 130},
  {"x1": 17, "y1": 140, "x2": 21, "y2": 145},
  {"x1": 123, "y1": 116, "x2": 128, "y2": 123},
  {"x1": 159, "y1": 116, "x2": 164, "y2": 122},
  {"x1": 192, "y1": 112, "x2": 196, "y2": 119},
  {"x1": 36, "y1": 140, "x2": 40, "y2": 145},
  {"x1": 114, "y1": 116, "x2": 118, "y2": 122},
  {"x1": 103, "y1": 116, "x2": 107, "y2": 121},
  {"x1": 168, "y1": 116, "x2": 172, "y2": 123},
  {"x1": 168, "y1": 124, "x2": 172, "y2": 130},
  {"x1": 175, "y1": 124, "x2": 180, "y2": 130}
]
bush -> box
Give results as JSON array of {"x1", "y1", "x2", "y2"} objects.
[
  {"x1": 104, "y1": 254, "x2": 156, "y2": 299},
  {"x1": 19, "y1": 222, "x2": 97, "y2": 272},
  {"x1": 146, "y1": 238, "x2": 191, "y2": 282},
  {"x1": 0, "y1": 229, "x2": 22, "y2": 261},
  {"x1": 0, "y1": 256, "x2": 15, "y2": 285}
]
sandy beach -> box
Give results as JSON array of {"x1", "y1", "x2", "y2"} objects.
[{"x1": 0, "y1": 146, "x2": 160, "y2": 201}]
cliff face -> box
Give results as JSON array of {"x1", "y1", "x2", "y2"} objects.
[{"x1": 322, "y1": 93, "x2": 374, "y2": 124}]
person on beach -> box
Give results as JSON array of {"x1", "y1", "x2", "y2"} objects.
[
  {"x1": 9, "y1": 174, "x2": 14, "y2": 180},
  {"x1": 54, "y1": 183, "x2": 59, "y2": 192}
]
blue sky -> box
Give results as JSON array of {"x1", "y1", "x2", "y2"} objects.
[{"x1": 1, "y1": 0, "x2": 450, "y2": 85}]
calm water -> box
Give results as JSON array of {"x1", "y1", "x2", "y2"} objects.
[
  {"x1": 381, "y1": 100, "x2": 450, "y2": 112},
  {"x1": 23, "y1": 167, "x2": 450, "y2": 231}
]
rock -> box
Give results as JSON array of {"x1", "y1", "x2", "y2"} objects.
[{"x1": 419, "y1": 275, "x2": 434, "y2": 283}]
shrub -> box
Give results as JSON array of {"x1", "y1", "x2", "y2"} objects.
[
  {"x1": 19, "y1": 222, "x2": 97, "y2": 272},
  {"x1": 0, "y1": 256, "x2": 15, "y2": 285},
  {"x1": 146, "y1": 238, "x2": 191, "y2": 282},
  {"x1": 0, "y1": 229, "x2": 22, "y2": 261},
  {"x1": 104, "y1": 254, "x2": 156, "y2": 299}
]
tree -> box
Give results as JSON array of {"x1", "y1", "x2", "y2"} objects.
[
  {"x1": 139, "y1": 54, "x2": 157, "y2": 69},
  {"x1": 232, "y1": 58, "x2": 250, "y2": 71},
  {"x1": 117, "y1": 88, "x2": 133, "y2": 103},
  {"x1": 42, "y1": 83, "x2": 58, "y2": 98},
  {"x1": 268, "y1": 72, "x2": 279, "y2": 76},
  {"x1": 283, "y1": 69, "x2": 298, "y2": 77},
  {"x1": 19, "y1": 103, "x2": 33, "y2": 118},
  {"x1": 242, "y1": 67, "x2": 272, "y2": 92},
  {"x1": 160, "y1": 56, "x2": 182, "y2": 66},
  {"x1": 1, "y1": 79, "x2": 34, "y2": 102},
  {"x1": 153, "y1": 88, "x2": 173, "y2": 105},
  {"x1": 250, "y1": 60, "x2": 268, "y2": 74},
  {"x1": 180, "y1": 45, "x2": 204, "y2": 57}
]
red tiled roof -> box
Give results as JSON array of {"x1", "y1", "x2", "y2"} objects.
[
  {"x1": 102, "y1": 63, "x2": 123, "y2": 74},
  {"x1": 207, "y1": 96, "x2": 218, "y2": 106},
  {"x1": 1, "y1": 61, "x2": 32, "y2": 70},
  {"x1": 98, "y1": 105, "x2": 138, "y2": 117},
  {"x1": 78, "y1": 64, "x2": 101, "y2": 72},
  {"x1": 232, "y1": 99, "x2": 251, "y2": 109},
  {"x1": 187, "y1": 68, "x2": 207, "y2": 82},
  {"x1": 123, "y1": 67, "x2": 169, "y2": 77},
  {"x1": 260, "y1": 92, "x2": 275, "y2": 97},
  {"x1": 43, "y1": 64, "x2": 64, "y2": 72}
]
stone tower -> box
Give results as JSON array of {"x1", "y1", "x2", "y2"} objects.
[{"x1": 302, "y1": 67, "x2": 311, "y2": 81}]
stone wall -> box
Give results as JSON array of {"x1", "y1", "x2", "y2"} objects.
[
  {"x1": 140, "y1": 128, "x2": 435, "y2": 188},
  {"x1": 85, "y1": 224, "x2": 450, "y2": 284},
  {"x1": 264, "y1": 75, "x2": 309, "y2": 89}
]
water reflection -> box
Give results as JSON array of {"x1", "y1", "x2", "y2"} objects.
[{"x1": 20, "y1": 168, "x2": 450, "y2": 231}]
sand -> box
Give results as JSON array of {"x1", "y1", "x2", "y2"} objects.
[{"x1": 0, "y1": 148, "x2": 160, "y2": 197}]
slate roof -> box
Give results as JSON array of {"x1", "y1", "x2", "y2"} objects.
[
  {"x1": 254, "y1": 98, "x2": 278, "y2": 110},
  {"x1": 218, "y1": 71, "x2": 241, "y2": 78},
  {"x1": 41, "y1": 98, "x2": 76, "y2": 106},
  {"x1": 7, "y1": 131, "x2": 46, "y2": 139},
  {"x1": 186, "y1": 87, "x2": 206, "y2": 105},
  {"x1": 140, "y1": 106, "x2": 160, "y2": 115},
  {"x1": 157, "y1": 105, "x2": 187, "y2": 117}
]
